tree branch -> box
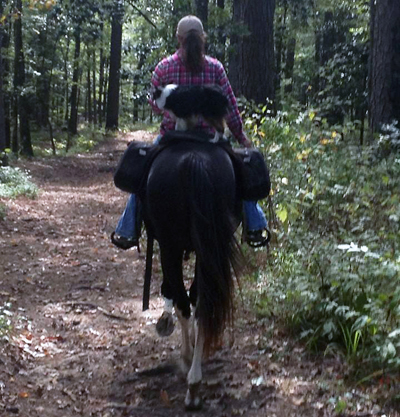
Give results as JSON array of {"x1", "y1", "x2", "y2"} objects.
[{"x1": 126, "y1": 0, "x2": 158, "y2": 30}]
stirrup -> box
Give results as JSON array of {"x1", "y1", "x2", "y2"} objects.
[
  {"x1": 111, "y1": 232, "x2": 139, "y2": 250},
  {"x1": 246, "y1": 228, "x2": 271, "y2": 248}
]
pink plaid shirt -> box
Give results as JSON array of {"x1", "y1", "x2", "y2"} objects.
[{"x1": 149, "y1": 50, "x2": 247, "y2": 145}]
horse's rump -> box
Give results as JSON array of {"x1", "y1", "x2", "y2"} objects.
[{"x1": 145, "y1": 141, "x2": 240, "y2": 245}]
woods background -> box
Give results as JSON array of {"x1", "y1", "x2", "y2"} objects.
[{"x1": 0, "y1": 0, "x2": 399, "y2": 157}]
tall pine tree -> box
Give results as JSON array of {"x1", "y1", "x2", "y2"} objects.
[{"x1": 369, "y1": 0, "x2": 400, "y2": 131}]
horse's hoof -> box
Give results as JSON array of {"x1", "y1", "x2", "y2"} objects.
[
  {"x1": 156, "y1": 312, "x2": 174, "y2": 337},
  {"x1": 185, "y1": 382, "x2": 202, "y2": 411}
]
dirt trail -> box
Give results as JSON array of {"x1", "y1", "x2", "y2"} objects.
[{"x1": 0, "y1": 133, "x2": 394, "y2": 417}]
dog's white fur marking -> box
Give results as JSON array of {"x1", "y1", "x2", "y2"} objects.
[{"x1": 155, "y1": 84, "x2": 177, "y2": 111}]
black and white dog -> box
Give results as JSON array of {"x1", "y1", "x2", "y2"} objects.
[{"x1": 153, "y1": 84, "x2": 229, "y2": 142}]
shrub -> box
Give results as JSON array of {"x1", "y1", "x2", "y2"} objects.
[
  {"x1": 243, "y1": 103, "x2": 400, "y2": 374},
  {"x1": 0, "y1": 303, "x2": 12, "y2": 337},
  {"x1": 0, "y1": 166, "x2": 39, "y2": 199},
  {"x1": 0, "y1": 203, "x2": 6, "y2": 220}
]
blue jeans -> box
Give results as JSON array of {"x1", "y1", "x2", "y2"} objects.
[
  {"x1": 243, "y1": 200, "x2": 268, "y2": 231},
  {"x1": 115, "y1": 194, "x2": 139, "y2": 239},
  {"x1": 115, "y1": 195, "x2": 267, "y2": 239}
]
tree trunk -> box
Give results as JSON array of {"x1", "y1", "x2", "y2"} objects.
[
  {"x1": 12, "y1": 102, "x2": 18, "y2": 154},
  {"x1": 369, "y1": 0, "x2": 400, "y2": 131},
  {"x1": 106, "y1": 1, "x2": 123, "y2": 131},
  {"x1": 228, "y1": 0, "x2": 241, "y2": 93},
  {"x1": 14, "y1": 0, "x2": 33, "y2": 156},
  {"x1": 63, "y1": 38, "x2": 70, "y2": 125},
  {"x1": 321, "y1": 12, "x2": 336, "y2": 65},
  {"x1": 313, "y1": 28, "x2": 321, "y2": 94},
  {"x1": 98, "y1": 42, "x2": 105, "y2": 125},
  {"x1": 0, "y1": 28, "x2": 6, "y2": 157},
  {"x1": 215, "y1": 0, "x2": 226, "y2": 63},
  {"x1": 195, "y1": 0, "x2": 208, "y2": 29},
  {"x1": 229, "y1": 0, "x2": 276, "y2": 104},
  {"x1": 132, "y1": 82, "x2": 138, "y2": 122},
  {"x1": 92, "y1": 48, "x2": 97, "y2": 125},
  {"x1": 284, "y1": 37, "x2": 296, "y2": 93},
  {"x1": 368, "y1": 0, "x2": 375, "y2": 126},
  {"x1": 36, "y1": 19, "x2": 50, "y2": 127},
  {"x1": 103, "y1": 57, "x2": 109, "y2": 122},
  {"x1": 86, "y1": 47, "x2": 92, "y2": 123},
  {"x1": 275, "y1": 1, "x2": 288, "y2": 104},
  {"x1": 68, "y1": 29, "x2": 81, "y2": 135},
  {"x1": 1, "y1": 2, "x2": 10, "y2": 151}
]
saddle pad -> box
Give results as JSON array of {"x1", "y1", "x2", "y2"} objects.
[{"x1": 160, "y1": 129, "x2": 215, "y2": 144}]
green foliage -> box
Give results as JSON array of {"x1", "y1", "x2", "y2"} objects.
[
  {"x1": 0, "y1": 166, "x2": 38, "y2": 198},
  {"x1": 0, "y1": 203, "x2": 6, "y2": 220},
  {"x1": 66, "y1": 126, "x2": 108, "y2": 154},
  {"x1": 275, "y1": 0, "x2": 370, "y2": 123},
  {"x1": 243, "y1": 103, "x2": 400, "y2": 374},
  {"x1": 30, "y1": 125, "x2": 108, "y2": 156},
  {"x1": 315, "y1": 11, "x2": 369, "y2": 124},
  {"x1": 0, "y1": 303, "x2": 12, "y2": 336}
]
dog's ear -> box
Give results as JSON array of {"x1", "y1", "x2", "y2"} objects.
[{"x1": 152, "y1": 85, "x2": 163, "y2": 101}]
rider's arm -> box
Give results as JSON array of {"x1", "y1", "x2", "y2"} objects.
[{"x1": 217, "y1": 64, "x2": 252, "y2": 147}]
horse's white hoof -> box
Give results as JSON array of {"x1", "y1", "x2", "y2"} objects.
[
  {"x1": 185, "y1": 382, "x2": 202, "y2": 411},
  {"x1": 156, "y1": 311, "x2": 174, "y2": 337}
]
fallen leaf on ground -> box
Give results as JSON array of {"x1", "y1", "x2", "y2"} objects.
[{"x1": 160, "y1": 389, "x2": 172, "y2": 407}]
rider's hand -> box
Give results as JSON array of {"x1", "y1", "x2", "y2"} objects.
[{"x1": 242, "y1": 136, "x2": 253, "y2": 148}]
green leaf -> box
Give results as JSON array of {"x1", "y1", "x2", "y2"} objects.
[
  {"x1": 276, "y1": 206, "x2": 288, "y2": 223},
  {"x1": 335, "y1": 399, "x2": 347, "y2": 414}
]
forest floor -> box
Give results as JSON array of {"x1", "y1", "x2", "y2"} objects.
[{"x1": 0, "y1": 132, "x2": 398, "y2": 417}]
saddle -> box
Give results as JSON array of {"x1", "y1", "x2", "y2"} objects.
[{"x1": 113, "y1": 130, "x2": 270, "y2": 201}]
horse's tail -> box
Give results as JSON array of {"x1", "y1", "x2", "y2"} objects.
[{"x1": 183, "y1": 153, "x2": 242, "y2": 354}]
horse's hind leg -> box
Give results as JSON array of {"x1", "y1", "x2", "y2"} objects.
[
  {"x1": 185, "y1": 317, "x2": 204, "y2": 411},
  {"x1": 188, "y1": 266, "x2": 199, "y2": 348},
  {"x1": 175, "y1": 307, "x2": 193, "y2": 371},
  {"x1": 156, "y1": 248, "x2": 191, "y2": 341},
  {"x1": 183, "y1": 261, "x2": 203, "y2": 410}
]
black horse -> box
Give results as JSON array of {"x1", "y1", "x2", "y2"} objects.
[{"x1": 141, "y1": 139, "x2": 242, "y2": 410}]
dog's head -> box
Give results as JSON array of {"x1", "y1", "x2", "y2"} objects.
[{"x1": 152, "y1": 84, "x2": 178, "y2": 110}]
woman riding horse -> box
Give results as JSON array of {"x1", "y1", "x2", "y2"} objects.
[{"x1": 111, "y1": 15, "x2": 269, "y2": 250}]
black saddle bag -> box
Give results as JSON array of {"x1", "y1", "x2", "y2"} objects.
[
  {"x1": 114, "y1": 136, "x2": 270, "y2": 202},
  {"x1": 232, "y1": 147, "x2": 270, "y2": 201},
  {"x1": 114, "y1": 141, "x2": 159, "y2": 194}
]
